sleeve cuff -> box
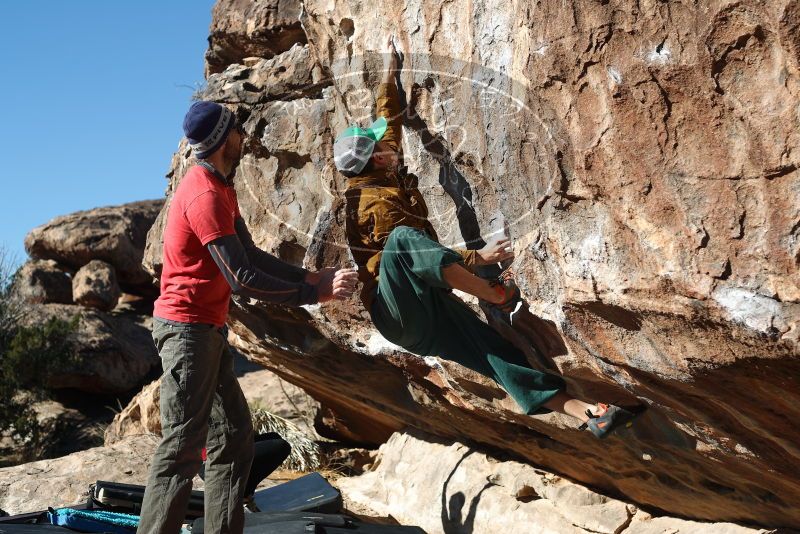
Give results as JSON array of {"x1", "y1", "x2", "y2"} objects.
[
  {"x1": 300, "y1": 282, "x2": 319, "y2": 305},
  {"x1": 453, "y1": 248, "x2": 480, "y2": 267},
  {"x1": 288, "y1": 265, "x2": 311, "y2": 284},
  {"x1": 201, "y1": 231, "x2": 236, "y2": 246}
]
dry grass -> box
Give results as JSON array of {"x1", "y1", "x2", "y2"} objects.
[{"x1": 250, "y1": 408, "x2": 320, "y2": 472}]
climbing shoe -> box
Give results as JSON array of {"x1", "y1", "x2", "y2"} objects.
[
  {"x1": 487, "y1": 267, "x2": 521, "y2": 314},
  {"x1": 580, "y1": 403, "x2": 638, "y2": 439}
]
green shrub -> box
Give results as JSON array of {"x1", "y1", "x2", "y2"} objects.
[
  {"x1": 2, "y1": 316, "x2": 80, "y2": 390},
  {"x1": 0, "y1": 250, "x2": 79, "y2": 446}
]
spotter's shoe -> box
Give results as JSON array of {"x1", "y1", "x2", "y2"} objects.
[{"x1": 580, "y1": 403, "x2": 638, "y2": 439}]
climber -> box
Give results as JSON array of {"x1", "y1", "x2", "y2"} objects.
[
  {"x1": 138, "y1": 101, "x2": 358, "y2": 534},
  {"x1": 336, "y1": 36, "x2": 638, "y2": 439}
]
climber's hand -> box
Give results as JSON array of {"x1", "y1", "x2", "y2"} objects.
[
  {"x1": 384, "y1": 35, "x2": 399, "y2": 73},
  {"x1": 311, "y1": 267, "x2": 358, "y2": 303},
  {"x1": 477, "y1": 236, "x2": 514, "y2": 265}
]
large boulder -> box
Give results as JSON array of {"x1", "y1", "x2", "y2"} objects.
[
  {"x1": 337, "y1": 432, "x2": 766, "y2": 534},
  {"x1": 72, "y1": 260, "x2": 121, "y2": 311},
  {"x1": 25, "y1": 200, "x2": 163, "y2": 295},
  {"x1": 143, "y1": 1, "x2": 800, "y2": 529},
  {"x1": 21, "y1": 304, "x2": 159, "y2": 395},
  {"x1": 11, "y1": 260, "x2": 73, "y2": 304}
]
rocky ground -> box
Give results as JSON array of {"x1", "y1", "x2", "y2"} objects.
[{"x1": 0, "y1": 426, "x2": 778, "y2": 533}]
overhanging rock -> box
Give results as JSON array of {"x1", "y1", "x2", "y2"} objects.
[{"x1": 144, "y1": 1, "x2": 800, "y2": 528}]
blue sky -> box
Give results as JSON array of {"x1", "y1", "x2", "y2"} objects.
[{"x1": 0, "y1": 1, "x2": 215, "y2": 268}]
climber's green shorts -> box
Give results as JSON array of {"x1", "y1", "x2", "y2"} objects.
[{"x1": 370, "y1": 225, "x2": 565, "y2": 415}]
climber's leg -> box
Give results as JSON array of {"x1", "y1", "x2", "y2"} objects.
[
  {"x1": 427, "y1": 294, "x2": 567, "y2": 415},
  {"x1": 370, "y1": 225, "x2": 465, "y2": 353},
  {"x1": 542, "y1": 391, "x2": 598, "y2": 422},
  {"x1": 371, "y1": 225, "x2": 562, "y2": 414},
  {"x1": 369, "y1": 226, "x2": 638, "y2": 434},
  {"x1": 430, "y1": 296, "x2": 640, "y2": 431}
]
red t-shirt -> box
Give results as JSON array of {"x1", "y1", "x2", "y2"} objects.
[{"x1": 154, "y1": 165, "x2": 240, "y2": 327}]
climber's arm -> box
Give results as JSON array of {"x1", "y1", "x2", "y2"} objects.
[
  {"x1": 381, "y1": 37, "x2": 399, "y2": 85},
  {"x1": 451, "y1": 237, "x2": 514, "y2": 268},
  {"x1": 377, "y1": 37, "x2": 402, "y2": 151},
  {"x1": 451, "y1": 247, "x2": 481, "y2": 267}
]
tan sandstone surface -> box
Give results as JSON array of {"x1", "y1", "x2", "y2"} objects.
[
  {"x1": 338, "y1": 432, "x2": 772, "y2": 534},
  {"x1": 0, "y1": 435, "x2": 159, "y2": 514},
  {"x1": 141, "y1": 0, "x2": 800, "y2": 529}
]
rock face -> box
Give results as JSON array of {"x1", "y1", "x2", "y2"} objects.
[
  {"x1": 205, "y1": 0, "x2": 306, "y2": 76},
  {"x1": 25, "y1": 200, "x2": 162, "y2": 295},
  {"x1": 143, "y1": 1, "x2": 800, "y2": 529},
  {"x1": 11, "y1": 260, "x2": 73, "y2": 304},
  {"x1": 338, "y1": 432, "x2": 768, "y2": 534},
  {"x1": 22, "y1": 304, "x2": 159, "y2": 395},
  {"x1": 203, "y1": 43, "x2": 324, "y2": 103},
  {"x1": 72, "y1": 260, "x2": 121, "y2": 311}
]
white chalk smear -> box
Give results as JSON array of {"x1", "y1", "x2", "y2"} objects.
[
  {"x1": 712, "y1": 286, "x2": 781, "y2": 334},
  {"x1": 647, "y1": 42, "x2": 672, "y2": 65},
  {"x1": 365, "y1": 330, "x2": 403, "y2": 355},
  {"x1": 607, "y1": 66, "x2": 622, "y2": 85}
]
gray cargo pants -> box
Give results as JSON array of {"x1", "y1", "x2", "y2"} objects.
[{"x1": 137, "y1": 318, "x2": 255, "y2": 534}]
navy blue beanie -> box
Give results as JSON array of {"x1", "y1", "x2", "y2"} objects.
[{"x1": 183, "y1": 101, "x2": 235, "y2": 159}]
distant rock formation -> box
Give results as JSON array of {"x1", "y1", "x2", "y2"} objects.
[
  {"x1": 14, "y1": 200, "x2": 163, "y2": 395},
  {"x1": 72, "y1": 260, "x2": 122, "y2": 312},
  {"x1": 26, "y1": 199, "x2": 162, "y2": 296},
  {"x1": 12, "y1": 259, "x2": 73, "y2": 305},
  {"x1": 17, "y1": 301, "x2": 158, "y2": 395}
]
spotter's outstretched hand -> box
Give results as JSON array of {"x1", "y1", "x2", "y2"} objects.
[{"x1": 310, "y1": 267, "x2": 359, "y2": 302}]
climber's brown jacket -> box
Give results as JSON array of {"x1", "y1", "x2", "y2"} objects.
[{"x1": 344, "y1": 82, "x2": 478, "y2": 312}]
